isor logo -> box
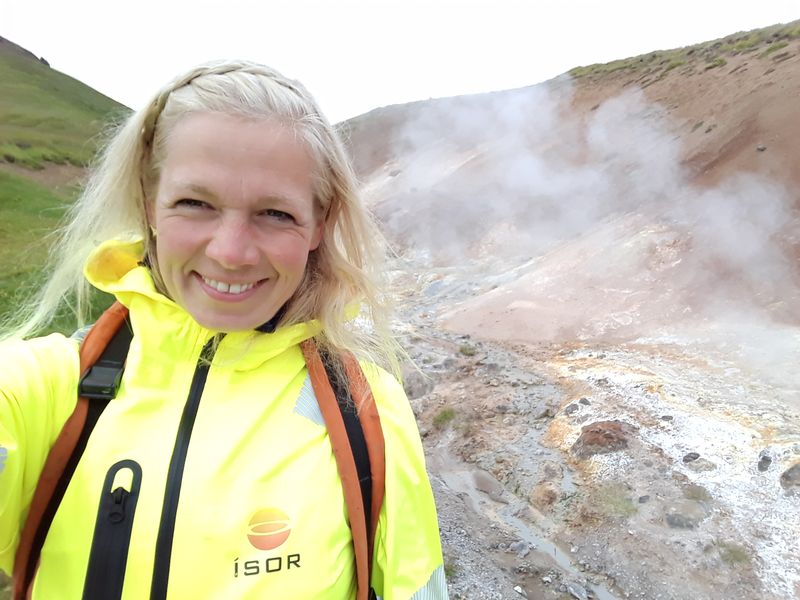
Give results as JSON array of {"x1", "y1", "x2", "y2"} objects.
[
  {"x1": 234, "y1": 507, "x2": 301, "y2": 578},
  {"x1": 247, "y1": 507, "x2": 291, "y2": 550}
]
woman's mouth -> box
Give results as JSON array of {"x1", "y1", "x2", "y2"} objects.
[{"x1": 199, "y1": 274, "x2": 265, "y2": 296}]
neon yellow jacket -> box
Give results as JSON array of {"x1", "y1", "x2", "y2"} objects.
[{"x1": 0, "y1": 239, "x2": 446, "y2": 599}]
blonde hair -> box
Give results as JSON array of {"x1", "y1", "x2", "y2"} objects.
[{"x1": 3, "y1": 60, "x2": 402, "y2": 375}]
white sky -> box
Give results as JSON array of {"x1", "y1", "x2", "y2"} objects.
[{"x1": 3, "y1": 0, "x2": 799, "y2": 122}]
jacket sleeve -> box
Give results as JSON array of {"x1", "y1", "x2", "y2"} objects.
[
  {"x1": 0, "y1": 334, "x2": 80, "y2": 576},
  {"x1": 363, "y1": 365, "x2": 448, "y2": 600}
]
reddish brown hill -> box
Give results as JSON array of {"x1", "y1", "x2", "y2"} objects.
[
  {"x1": 342, "y1": 21, "x2": 800, "y2": 345},
  {"x1": 344, "y1": 21, "x2": 800, "y2": 192}
]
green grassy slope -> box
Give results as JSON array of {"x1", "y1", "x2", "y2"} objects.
[
  {"x1": 0, "y1": 36, "x2": 124, "y2": 336},
  {"x1": 0, "y1": 37, "x2": 127, "y2": 169}
]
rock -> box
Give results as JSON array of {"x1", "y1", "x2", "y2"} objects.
[
  {"x1": 567, "y1": 581, "x2": 589, "y2": 600},
  {"x1": 508, "y1": 540, "x2": 528, "y2": 556},
  {"x1": 564, "y1": 403, "x2": 580, "y2": 415},
  {"x1": 686, "y1": 458, "x2": 716, "y2": 472},
  {"x1": 402, "y1": 369, "x2": 434, "y2": 399},
  {"x1": 682, "y1": 452, "x2": 701, "y2": 463},
  {"x1": 541, "y1": 460, "x2": 563, "y2": 480},
  {"x1": 661, "y1": 415, "x2": 674, "y2": 421},
  {"x1": 531, "y1": 481, "x2": 561, "y2": 510},
  {"x1": 683, "y1": 484, "x2": 712, "y2": 502},
  {"x1": 780, "y1": 462, "x2": 800, "y2": 493},
  {"x1": 665, "y1": 500, "x2": 707, "y2": 529},
  {"x1": 757, "y1": 145, "x2": 767, "y2": 152},
  {"x1": 579, "y1": 397, "x2": 591, "y2": 405},
  {"x1": 473, "y1": 470, "x2": 507, "y2": 503},
  {"x1": 536, "y1": 407, "x2": 555, "y2": 419},
  {"x1": 514, "y1": 585, "x2": 527, "y2": 597},
  {"x1": 542, "y1": 576, "x2": 552, "y2": 584},
  {"x1": 666, "y1": 513, "x2": 697, "y2": 529},
  {"x1": 638, "y1": 495, "x2": 650, "y2": 504},
  {"x1": 571, "y1": 420, "x2": 637, "y2": 458},
  {"x1": 758, "y1": 450, "x2": 773, "y2": 472}
]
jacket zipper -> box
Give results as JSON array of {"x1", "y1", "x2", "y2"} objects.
[
  {"x1": 82, "y1": 459, "x2": 143, "y2": 600},
  {"x1": 150, "y1": 337, "x2": 218, "y2": 600}
]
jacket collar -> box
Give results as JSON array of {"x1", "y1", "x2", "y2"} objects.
[{"x1": 84, "y1": 237, "x2": 321, "y2": 369}]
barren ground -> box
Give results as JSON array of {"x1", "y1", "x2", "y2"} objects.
[{"x1": 352, "y1": 26, "x2": 800, "y2": 600}]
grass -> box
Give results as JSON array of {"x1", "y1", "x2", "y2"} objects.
[
  {"x1": 0, "y1": 41, "x2": 124, "y2": 335},
  {"x1": 717, "y1": 542, "x2": 750, "y2": 565},
  {"x1": 593, "y1": 483, "x2": 638, "y2": 518},
  {"x1": 705, "y1": 57, "x2": 727, "y2": 70},
  {"x1": 458, "y1": 343, "x2": 477, "y2": 357},
  {"x1": 569, "y1": 19, "x2": 798, "y2": 79},
  {"x1": 443, "y1": 558, "x2": 458, "y2": 580},
  {"x1": 0, "y1": 170, "x2": 113, "y2": 335},
  {"x1": 433, "y1": 407, "x2": 457, "y2": 429},
  {"x1": 0, "y1": 41, "x2": 128, "y2": 170},
  {"x1": 0, "y1": 170, "x2": 67, "y2": 307},
  {"x1": 663, "y1": 58, "x2": 687, "y2": 72},
  {"x1": 759, "y1": 41, "x2": 789, "y2": 58},
  {"x1": 720, "y1": 33, "x2": 764, "y2": 53}
]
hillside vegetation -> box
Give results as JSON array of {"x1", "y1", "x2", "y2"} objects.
[
  {"x1": 569, "y1": 20, "x2": 800, "y2": 80},
  {"x1": 0, "y1": 36, "x2": 125, "y2": 335},
  {"x1": 0, "y1": 37, "x2": 126, "y2": 169}
]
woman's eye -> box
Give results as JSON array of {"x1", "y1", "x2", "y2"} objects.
[
  {"x1": 262, "y1": 209, "x2": 295, "y2": 222},
  {"x1": 175, "y1": 199, "x2": 210, "y2": 209}
]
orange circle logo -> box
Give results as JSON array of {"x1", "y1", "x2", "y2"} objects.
[{"x1": 247, "y1": 508, "x2": 291, "y2": 551}]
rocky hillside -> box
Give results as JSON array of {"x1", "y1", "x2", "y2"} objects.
[{"x1": 342, "y1": 20, "x2": 800, "y2": 600}]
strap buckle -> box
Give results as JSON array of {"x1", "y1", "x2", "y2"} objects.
[{"x1": 79, "y1": 364, "x2": 124, "y2": 400}]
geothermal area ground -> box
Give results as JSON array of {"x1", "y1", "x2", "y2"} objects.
[
  {"x1": 345, "y1": 28, "x2": 800, "y2": 600},
  {"x1": 398, "y1": 261, "x2": 800, "y2": 600}
]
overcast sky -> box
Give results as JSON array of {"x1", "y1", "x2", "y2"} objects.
[{"x1": 3, "y1": 0, "x2": 799, "y2": 122}]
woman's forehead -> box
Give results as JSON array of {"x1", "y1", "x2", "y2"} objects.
[{"x1": 158, "y1": 112, "x2": 317, "y2": 204}]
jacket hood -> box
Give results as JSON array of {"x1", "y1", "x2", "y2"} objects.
[{"x1": 84, "y1": 237, "x2": 321, "y2": 369}]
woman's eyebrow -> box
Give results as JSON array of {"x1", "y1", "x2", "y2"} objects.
[
  {"x1": 184, "y1": 182, "x2": 217, "y2": 198},
  {"x1": 177, "y1": 181, "x2": 303, "y2": 206}
]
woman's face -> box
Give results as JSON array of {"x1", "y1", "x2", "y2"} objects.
[{"x1": 148, "y1": 112, "x2": 323, "y2": 332}]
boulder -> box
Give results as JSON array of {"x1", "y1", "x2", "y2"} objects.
[
  {"x1": 571, "y1": 420, "x2": 637, "y2": 458},
  {"x1": 780, "y1": 462, "x2": 800, "y2": 493}
]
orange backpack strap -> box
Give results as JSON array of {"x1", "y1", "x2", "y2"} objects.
[
  {"x1": 13, "y1": 302, "x2": 130, "y2": 600},
  {"x1": 342, "y1": 352, "x2": 385, "y2": 565},
  {"x1": 300, "y1": 340, "x2": 385, "y2": 600}
]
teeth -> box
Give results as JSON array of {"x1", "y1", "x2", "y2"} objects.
[{"x1": 202, "y1": 276, "x2": 256, "y2": 295}]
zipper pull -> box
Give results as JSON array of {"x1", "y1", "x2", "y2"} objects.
[{"x1": 108, "y1": 487, "x2": 129, "y2": 524}]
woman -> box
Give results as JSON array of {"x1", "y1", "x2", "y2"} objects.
[{"x1": 0, "y1": 61, "x2": 446, "y2": 599}]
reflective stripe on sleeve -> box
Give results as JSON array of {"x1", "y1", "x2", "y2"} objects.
[{"x1": 410, "y1": 564, "x2": 448, "y2": 600}]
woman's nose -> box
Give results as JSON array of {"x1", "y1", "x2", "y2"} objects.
[{"x1": 205, "y1": 218, "x2": 260, "y2": 269}]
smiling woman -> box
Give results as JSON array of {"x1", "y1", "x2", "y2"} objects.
[
  {"x1": 150, "y1": 113, "x2": 323, "y2": 332},
  {"x1": 0, "y1": 61, "x2": 446, "y2": 600}
]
